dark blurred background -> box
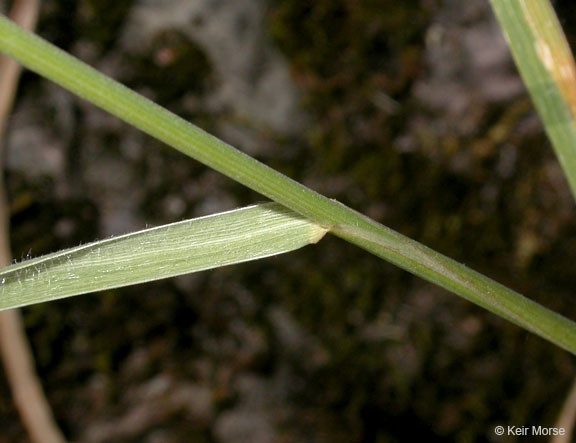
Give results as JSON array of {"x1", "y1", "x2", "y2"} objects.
[{"x1": 1, "y1": 0, "x2": 576, "y2": 441}]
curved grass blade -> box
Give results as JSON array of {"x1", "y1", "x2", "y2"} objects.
[
  {"x1": 0, "y1": 14, "x2": 574, "y2": 355},
  {"x1": 488, "y1": 0, "x2": 576, "y2": 198},
  {"x1": 0, "y1": 203, "x2": 327, "y2": 311}
]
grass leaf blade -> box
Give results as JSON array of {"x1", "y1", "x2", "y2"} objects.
[
  {"x1": 0, "y1": 203, "x2": 327, "y2": 311},
  {"x1": 0, "y1": 13, "x2": 575, "y2": 355},
  {"x1": 488, "y1": 0, "x2": 576, "y2": 198}
]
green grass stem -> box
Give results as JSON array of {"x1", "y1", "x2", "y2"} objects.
[{"x1": 0, "y1": 14, "x2": 574, "y2": 354}]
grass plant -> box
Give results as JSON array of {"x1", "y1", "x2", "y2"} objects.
[{"x1": 0, "y1": 0, "x2": 575, "y2": 359}]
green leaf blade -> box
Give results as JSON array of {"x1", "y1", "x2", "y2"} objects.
[
  {"x1": 0, "y1": 12, "x2": 575, "y2": 355},
  {"x1": 488, "y1": 0, "x2": 576, "y2": 198},
  {"x1": 0, "y1": 203, "x2": 327, "y2": 311}
]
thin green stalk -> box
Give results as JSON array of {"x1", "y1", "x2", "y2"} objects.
[
  {"x1": 0, "y1": 15, "x2": 574, "y2": 354},
  {"x1": 488, "y1": 0, "x2": 576, "y2": 198}
]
